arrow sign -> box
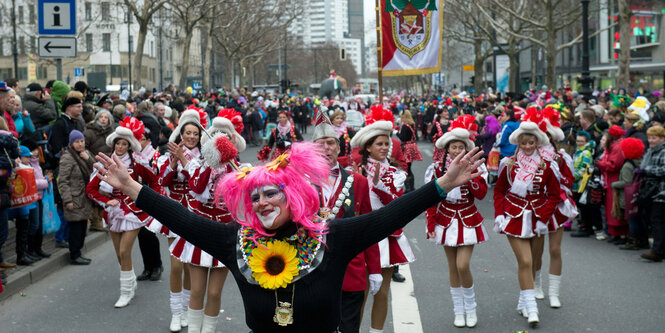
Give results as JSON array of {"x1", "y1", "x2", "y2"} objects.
[{"x1": 38, "y1": 37, "x2": 77, "y2": 58}]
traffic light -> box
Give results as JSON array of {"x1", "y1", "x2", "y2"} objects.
[
  {"x1": 470, "y1": 75, "x2": 475, "y2": 85},
  {"x1": 340, "y1": 48, "x2": 347, "y2": 61}
]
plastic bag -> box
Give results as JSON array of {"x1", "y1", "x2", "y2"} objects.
[
  {"x1": 487, "y1": 147, "x2": 500, "y2": 173},
  {"x1": 41, "y1": 183, "x2": 62, "y2": 234}
]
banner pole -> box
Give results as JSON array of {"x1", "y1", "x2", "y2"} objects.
[{"x1": 375, "y1": 0, "x2": 383, "y2": 101}]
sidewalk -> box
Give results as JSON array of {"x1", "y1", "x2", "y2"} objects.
[{"x1": 0, "y1": 224, "x2": 110, "y2": 302}]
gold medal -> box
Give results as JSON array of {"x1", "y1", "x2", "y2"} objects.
[{"x1": 273, "y1": 301, "x2": 294, "y2": 326}]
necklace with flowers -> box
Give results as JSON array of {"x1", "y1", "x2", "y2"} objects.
[
  {"x1": 319, "y1": 173, "x2": 354, "y2": 220},
  {"x1": 239, "y1": 218, "x2": 325, "y2": 326}
]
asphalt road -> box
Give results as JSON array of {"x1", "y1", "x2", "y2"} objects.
[{"x1": 1, "y1": 127, "x2": 664, "y2": 332}]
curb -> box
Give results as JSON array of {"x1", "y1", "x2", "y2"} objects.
[{"x1": 0, "y1": 231, "x2": 110, "y2": 302}]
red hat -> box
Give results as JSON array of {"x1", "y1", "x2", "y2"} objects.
[
  {"x1": 619, "y1": 137, "x2": 644, "y2": 160},
  {"x1": 608, "y1": 125, "x2": 626, "y2": 139}
]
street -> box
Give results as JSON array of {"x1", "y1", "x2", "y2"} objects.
[{"x1": 1, "y1": 131, "x2": 664, "y2": 333}]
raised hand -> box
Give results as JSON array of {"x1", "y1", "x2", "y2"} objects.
[
  {"x1": 95, "y1": 153, "x2": 131, "y2": 190},
  {"x1": 372, "y1": 162, "x2": 381, "y2": 185},
  {"x1": 437, "y1": 147, "x2": 485, "y2": 193}
]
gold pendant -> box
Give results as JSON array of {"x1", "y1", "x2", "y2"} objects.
[
  {"x1": 273, "y1": 301, "x2": 294, "y2": 326},
  {"x1": 319, "y1": 207, "x2": 331, "y2": 220}
]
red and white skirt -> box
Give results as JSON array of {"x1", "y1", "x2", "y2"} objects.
[
  {"x1": 548, "y1": 197, "x2": 578, "y2": 232},
  {"x1": 378, "y1": 234, "x2": 415, "y2": 268},
  {"x1": 403, "y1": 142, "x2": 423, "y2": 164},
  {"x1": 104, "y1": 206, "x2": 149, "y2": 233},
  {"x1": 429, "y1": 219, "x2": 488, "y2": 247},
  {"x1": 169, "y1": 236, "x2": 225, "y2": 268},
  {"x1": 145, "y1": 219, "x2": 177, "y2": 238},
  {"x1": 432, "y1": 147, "x2": 445, "y2": 162}
]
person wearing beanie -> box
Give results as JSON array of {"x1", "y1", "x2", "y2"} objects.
[
  {"x1": 58, "y1": 130, "x2": 95, "y2": 265},
  {"x1": 47, "y1": 80, "x2": 71, "y2": 122},
  {"x1": 112, "y1": 104, "x2": 127, "y2": 124},
  {"x1": 597, "y1": 125, "x2": 628, "y2": 243},
  {"x1": 49, "y1": 97, "x2": 85, "y2": 158},
  {"x1": 640, "y1": 126, "x2": 665, "y2": 262},
  {"x1": 571, "y1": 130, "x2": 599, "y2": 238},
  {"x1": 611, "y1": 138, "x2": 647, "y2": 250},
  {"x1": 426, "y1": 114, "x2": 487, "y2": 328},
  {"x1": 86, "y1": 117, "x2": 159, "y2": 308},
  {"x1": 21, "y1": 139, "x2": 52, "y2": 261},
  {"x1": 624, "y1": 112, "x2": 648, "y2": 148},
  {"x1": 9, "y1": 146, "x2": 40, "y2": 266}
]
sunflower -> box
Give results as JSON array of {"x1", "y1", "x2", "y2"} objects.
[{"x1": 248, "y1": 240, "x2": 300, "y2": 289}]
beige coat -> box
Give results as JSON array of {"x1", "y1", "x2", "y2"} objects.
[{"x1": 58, "y1": 149, "x2": 95, "y2": 222}]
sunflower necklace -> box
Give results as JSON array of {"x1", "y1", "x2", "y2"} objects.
[{"x1": 239, "y1": 220, "x2": 325, "y2": 326}]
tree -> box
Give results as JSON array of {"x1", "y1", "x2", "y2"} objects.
[
  {"x1": 123, "y1": 0, "x2": 168, "y2": 89},
  {"x1": 168, "y1": 0, "x2": 211, "y2": 89},
  {"x1": 477, "y1": 0, "x2": 613, "y2": 88},
  {"x1": 210, "y1": 0, "x2": 304, "y2": 89},
  {"x1": 617, "y1": 0, "x2": 631, "y2": 88}
]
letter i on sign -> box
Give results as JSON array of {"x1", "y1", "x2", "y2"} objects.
[{"x1": 53, "y1": 6, "x2": 61, "y2": 26}]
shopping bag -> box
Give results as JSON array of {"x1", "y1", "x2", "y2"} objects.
[
  {"x1": 41, "y1": 183, "x2": 62, "y2": 234},
  {"x1": 10, "y1": 165, "x2": 39, "y2": 208},
  {"x1": 487, "y1": 147, "x2": 500, "y2": 172},
  {"x1": 624, "y1": 174, "x2": 641, "y2": 220}
]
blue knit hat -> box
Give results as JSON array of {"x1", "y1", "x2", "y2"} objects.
[
  {"x1": 69, "y1": 130, "x2": 85, "y2": 145},
  {"x1": 19, "y1": 145, "x2": 33, "y2": 157}
]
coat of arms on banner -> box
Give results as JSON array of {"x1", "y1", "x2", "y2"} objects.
[{"x1": 386, "y1": 0, "x2": 438, "y2": 59}]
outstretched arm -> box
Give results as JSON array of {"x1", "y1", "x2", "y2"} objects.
[
  {"x1": 331, "y1": 148, "x2": 485, "y2": 261},
  {"x1": 94, "y1": 153, "x2": 237, "y2": 263}
]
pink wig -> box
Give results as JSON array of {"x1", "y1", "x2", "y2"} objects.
[{"x1": 215, "y1": 142, "x2": 330, "y2": 239}]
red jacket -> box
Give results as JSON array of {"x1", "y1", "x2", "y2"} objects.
[{"x1": 321, "y1": 168, "x2": 381, "y2": 292}]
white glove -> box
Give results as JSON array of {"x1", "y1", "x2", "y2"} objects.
[
  {"x1": 493, "y1": 215, "x2": 505, "y2": 233},
  {"x1": 368, "y1": 273, "x2": 383, "y2": 296}
]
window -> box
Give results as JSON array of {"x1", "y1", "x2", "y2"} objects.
[
  {"x1": 19, "y1": 36, "x2": 25, "y2": 55},
  {"x1": 85, "y1": 2, "x2": 92, "y2": 21},
  {"x1": 102, "y1": 33, "x2": 111, "y2": 52},
  {"x1": 101, "y1": 2, "x2": 110, "y2": 21},
  {"x1": 18, "y1": 6, "x2": 24, "y2": 24},
  {"x1": 29, "y1": 5, "x2": 35, "y2": 24},
  {"x1": 18, "y1": 67, "x2": 28, "y2": 80},
  {"x1": 150, "y1": 41, "x2": 154, "y2": 57},
  {"x1": 86, "y1": 34, "x2": 93, "y2": 52},
  {"x1": 30, "y1": 36, "x2": 35, "y2": 53},
  {"x1": 37, "y1": 66, "x2": 48, "y2": 79}
]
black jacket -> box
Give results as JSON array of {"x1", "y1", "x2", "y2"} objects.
[
  {"x1": 24, "y1": 94, "x2": 57, "y2": 129},
  {"x1": 136, "y1": 112, "x2": 164, "y2": 148},
  {"x1": 49, "y1": 113, "x2": 85, "y2": 159}
]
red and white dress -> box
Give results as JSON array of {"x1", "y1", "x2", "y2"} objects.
[
  {"x1": 540, "y1": 144, "x2": 578, "y2": 232},
  {"x1": 493, "y1": 155, "x2": 562, "y2": 238},
  {"x1": 87, "y1": 153, "x2": 158, "y2": 232},
  {"x1": 167, "y1": 158, "x2": 232, "y2": 268},
  {"x1": 363, "y1": 158, "x2": 414, "y2": 267},
  {"x1": 425, "y1": 159, "x2": 488, "y2": 246},
  {"x1": 431, "y1": 122, "x2": 446, "y2": 162}
]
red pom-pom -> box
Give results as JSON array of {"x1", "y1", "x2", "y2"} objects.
[
  {"x1": 257, "y1": 145, "x2": 272, "y2": 162},
  {"x1": 119, "y1": 116, "x2": 146, "y2": 141},
  {"x1": 214, "y1": 135, "x2": 238, "y2": 165},
  {"x1": 449, "y1": 114, "x2": 479, "y2": 140},
  {"x1": 620, "y1": 137, "x2": 644, "y2": 160},
  {"x1": 217, "y1": 108, "x2": 244, "y2": 134},
  {"x1": 608, "y1": 125, "x2": 626, "y2": 139},
  {"x1": 366, "y1": 105, "x2": 394, "y2": 125}
]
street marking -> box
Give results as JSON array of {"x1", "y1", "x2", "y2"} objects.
[{"x1": 391, "y1": 264, "x2": 424, "y2": 333}]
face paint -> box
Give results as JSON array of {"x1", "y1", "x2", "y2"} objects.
[
  {"x1": 251, "y1": 185, "x2": 287, "y2": 229},
  {"x1": 257, "y1": 207, "x2": 281, "y2": 228}
]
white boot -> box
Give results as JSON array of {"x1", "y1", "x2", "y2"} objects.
[
  {"x1": 534, "y1": 270, "x2": 544, "y2": 300},
  {"x1": 368, "y1": 329, "x2": 384, "y2": 333},
  {"x1": 187, "y1": 308, "x2": 204, "y2": 333},
  {"x1": 549, "y1": 274, "x2": 562, "y2": 308},
  {"x1": 450, "y1": 287, "x2": 465, "y2": 327},
  {"x1": 170, "y1": 291, "x2": 183, "y2": 332},
  {"x1": 524, "y1": 289, "x2": 539, "y2": 327},
  {"x1": 516, "y1": 290, "x2": 527, "y2": 317},
  {"x1": 462, "y1": 285, "x2": 477, "y2": 328},
  {"x1": 181, "y1": 289, "x2": 191, "y2": 327},
  {"x1": 201, "y1": 314, "x2": 219, "y2": 333},
  {"x1": 114, "y1": 270, "x2": 136, "y2": 308}
]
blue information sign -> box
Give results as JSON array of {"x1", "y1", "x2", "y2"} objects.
[{"x1": 38, "y1": 0, "x2": 77, "y2": 35}]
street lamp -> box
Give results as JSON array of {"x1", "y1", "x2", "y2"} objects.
[{"x1": 578, "y1": 0, "x2": 594, "y2": 100}]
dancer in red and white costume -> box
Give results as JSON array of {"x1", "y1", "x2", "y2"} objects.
[
  {"x1": 178, "y1": 108, "x2": 246, "y2": 333},
  {"x1": 349, "y1": 107, "x2": 414, "y2": 333},
  {"x1": 155, "y1": 108, "x2": 209, "y2": 331},
  {"x1": 532, "y1": 106, "x2": 577, "y2": 309},
  {"x1": 312, "y1": 109, "x2": 382, "y2": 333},
  {"x1": 86, "y1": 117, "x2": 159, "y2": 308},
  {"x1": 493, "y1": 115, "x2": 561, "y2": 327},
  {"x1": 425, "y1": 114, "x2": 487, "y2": 328}
]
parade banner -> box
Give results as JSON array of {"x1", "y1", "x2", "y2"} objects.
[{"x1": 380, "y1": 0, "x2": 444, "y2": 76}]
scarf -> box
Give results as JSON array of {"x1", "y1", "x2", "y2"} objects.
[
  {"x1": 100, "y1": 152, "x2": 131, "y2": 193},
  {"x1": 510, "y1": 150, "x2": 541, "y2": 197},
  {"x1": 539, "y1": 144, "x2": 557, "y2": 162},
  {"x1": 277, "y1": 121, "x2": 292, "y2": 136},
  {"x1": 67, "y1": 146, "x2": 92, "y2": 180},
  {"x1": 115, "y1": 151, "x2": 132, "y2": 168},
  {"x1": 366, "y1": 157, "x2": 390, "y2": 179},
  {"x1": 444, "y1": 154, "x2": 463, "y2": 202},
  {"x1": 182, "y1": 146, "x2": 200, "y2": 162},
  {"x1": 333, "y1": 122, "x2": 347, "y2": 138}
]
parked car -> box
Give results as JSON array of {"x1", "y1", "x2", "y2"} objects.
[{"x1": 345, "y1": 110, "x2": 364, "y2": 131}]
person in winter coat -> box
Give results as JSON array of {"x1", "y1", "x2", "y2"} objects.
[
  {"x1": 84, "y1": 110, "x2": 115, "y2": 156},
  {"x1": 497, "y1": 108, "x2": 519, "y2": 158},
  {"x1": 135, "y1": 100, "x2": 164, "y2": 148},
  {"x1": 611, "y1": 138, "x2": 647, "y2": 250},
  {"x1": 22, "y1": 140, "x2": 52, "y2": 259},
  {"x1": 0, "y1": 123, "x2": 19, "y2": 269},
  {"x1": 597, "y1": 125, "x2": 628, "y2": 242},
  {"x1": 640, "y1": 126, "x2": 665, "y2": 262},
  {"x1": 23, "y1": 83, "x2": 57, "y2": 129},
  {"x1": 570, "y1": 131, "x2": 599, "y2": 237},
  {"x1": 58, "y1": 130, "x2": 95, "y2": 265},
  {"x1": 623, "y1": 112, "x2": 648, "y2": 148}
]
